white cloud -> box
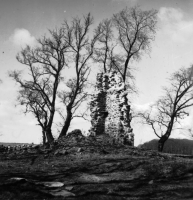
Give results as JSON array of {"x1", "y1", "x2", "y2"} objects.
[
  {"x1": 158, "y1": 7, "x2": 183, "y2": 22},
  {"x1": 10, "y1": 28, "x2": 37, "y2": 47},
  {"x1": 158, "y1": 7, "x2": 193, "y2": 43},
  {"x1": 132, "y1": 102, "x2": 154, "y2": 112}
]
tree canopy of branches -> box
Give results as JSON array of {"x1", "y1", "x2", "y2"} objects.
[
  {"x1": 93, "y1": 19, "x2": 115, "y2": 74},
  {"x1": 112, "y1": 7, "x2": 157, "y2": 83},
  {"x1": 9, "y1": 28, "x2": 69, "y2": 144},
  {"x1": 92, "y1": 7, "x2": 157, "y2": 93},
  {"x1": 58, "y1": 13, "x2": 101, "y2": 138},
  {"x1": 9, "y1": 13, "x2": 100, "y2": 143},
  {"x1": 138, "y1": 67, "x2": 193, "y2": 152}
]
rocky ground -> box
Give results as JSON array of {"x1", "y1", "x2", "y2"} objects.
[{"x1": 0, "y1": 132, "x2": 193, "y2": 200}]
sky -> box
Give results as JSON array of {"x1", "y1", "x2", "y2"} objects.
[{"x1": 1, "y1": 0, "x2": 193, "y2": 145}]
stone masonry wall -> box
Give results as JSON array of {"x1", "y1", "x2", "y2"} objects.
[
  {"x1": 90, "y1": 71, "x2": 134, "y2": 146},
  {"x1": 90, "y1": 73, "x2": 108, "y2": 136}
]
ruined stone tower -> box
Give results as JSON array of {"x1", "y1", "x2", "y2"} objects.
[{"x1": 90, "y1": 71, "x2": 134, "y2": 146}]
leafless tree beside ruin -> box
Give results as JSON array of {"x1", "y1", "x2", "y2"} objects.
[
  {"x1": 16, "y1": 86, "x2": 51, "y2": 145},
  {"x1": 93, "y1": 7, "x2": 157, "y2": 93},
  {"x1": 9, "y1": 28, "x2": 69, "y2": 144},
  {"x1": 92, "y1": 19, "x2": 115, "y2": 73},
  {"x1": 58, "y1": 13, "x2": 102, "y2": 138},
  {"x1": 94, "y1": 19, "x2": 133, "y2": 93},
  {"x1": 137, "y1": 67, "x2": 193, "y2": 152},
  {"x1": 93, "y1": 19, "x2": 135, "y2": 91},
  {"x1": 9, "y1": 13, "x2": 102, "y2": 143},
  {"x1": 112, "y1": 7, "x2": 157, "y2": 83}
]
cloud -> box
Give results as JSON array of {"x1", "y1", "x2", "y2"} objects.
[
  {"x1": 158, "y1": 7, "x2": 183, "y2": 22},
  {"x1": 158, "y1": 7, "x2": 193, "y2": 43},
  {"x1": 132, "y1": 102, "x2": 154, "y2": 112},
  {"x1": 10, "y1": 28, "x2": 37, "y2": 47}
]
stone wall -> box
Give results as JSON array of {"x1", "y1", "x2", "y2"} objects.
[{"x1": 90, "y1": 71, "x2": 134, "y2": 146}]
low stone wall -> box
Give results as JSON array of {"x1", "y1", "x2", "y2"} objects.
[{"x1": 89, "y1": 71, "x2": 134, "y2": 146}]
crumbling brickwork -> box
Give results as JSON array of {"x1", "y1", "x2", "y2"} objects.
[{"x1": 90, "y1": 71, "x2": 134, "y2": 146}]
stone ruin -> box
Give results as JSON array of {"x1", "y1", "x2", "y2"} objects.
[{"x1": 89, "y1": 71, "x2": 134, "y2": 146}]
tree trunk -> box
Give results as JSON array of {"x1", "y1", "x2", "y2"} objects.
[
  {"x1": 158, "y1": 136, "x2": 167, "y2": 152},
  {"x1": 45, "y1": 127, "x2": 54, "y2": 143},
  {"x1": 42, "y1": 130, "x2": 46, "y2": 145},
  {"x1": 59, "y1": 109, "x2": 72, "y2": 138},
  {"x1": 158, "y1": 116, "x2": 175, "y2": 152},
  {"x1": 158, "y1": 129, "x2": 172, "y2": 152}
]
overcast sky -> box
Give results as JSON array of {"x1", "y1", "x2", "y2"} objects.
[{"x1": 1, "y1": 0, "x2": 193, "y2": 145}]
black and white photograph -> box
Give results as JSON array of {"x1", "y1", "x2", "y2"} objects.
[{"x1": 0, "y1": 0, "x2": 193, "y2": 199}]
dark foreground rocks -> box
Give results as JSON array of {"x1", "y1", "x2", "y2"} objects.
[{"x1": 0, "y1": 134, "x2": 193, "y2": 200}]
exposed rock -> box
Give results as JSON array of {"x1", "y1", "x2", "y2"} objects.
[
  {"x1": 65, "y1": 186, "x2": 74, "y2": 191},
  {"x1": 50, "y1": 189, "x2": 75, "y2": 197},
  {"x1": 77, "y1": 147, "x2": 83, "y2": 153},
  {"x1": 41, "y1": 182, "x2": 64, "y2": 188}
]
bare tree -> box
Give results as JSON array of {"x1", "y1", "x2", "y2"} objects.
[
  {"x1": 137, "y1": 67, "x2": 193, "y2": 152},
  {"x1": 92, "y1": 7, "x2": 157, "y2": 93},
  {"x1": 59, "y1": 13, "x2": 101, "y2": 138},
  {"x1": 93, "y1": 18, "x2": 135, "y2": 94},
  {"x1": 9, "y1": 28, "x2": 69, "y2": 144},
  {"x1": 112, "y1": 6, "x2": 157, "y2": 83},
  {"x1": 92, "y1": 19, "x2": 115, "y2": 73},
  {"x1": 57, "y1": 77, "x2": 90, "y2": 129},
  {"x1": 16, "y1": 85, "x2": 50, "y2": 144}
]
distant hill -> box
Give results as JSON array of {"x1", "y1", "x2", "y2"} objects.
[
  {"x1": 0, "y1": 142, "x2": 33, "y2": 147},
  {"x1": 139, "y1": 138, "x2": 193, "y2": 155}
]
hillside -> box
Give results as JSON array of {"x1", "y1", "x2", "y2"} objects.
[
  {"x1": 0, "y1": 133, "x2": 193, "y2": 199},
  {"x1": 139, "y1": 138, "x2": 193, "y2": 155}
]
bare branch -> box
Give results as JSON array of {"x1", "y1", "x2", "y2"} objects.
[
  {"x1": 137, "y1": 66, "x2": 193, "y2": 151},
  {"x1": 113, "y1": 6, "x2": 157, "y2": 82},
  {"x1": 9, "y1": 27, "x2": 69, "y2": 144},
  {"x1": 59, "y1": 13, "x2": 99, "y2": 137}
]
